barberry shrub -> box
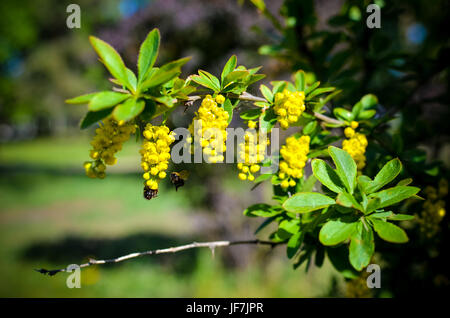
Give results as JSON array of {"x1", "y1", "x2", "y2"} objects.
[{"x1": 67, "y1": 29, "x2": 424, "y2": 277}]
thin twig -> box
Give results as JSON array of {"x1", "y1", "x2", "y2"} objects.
[
  {"x1": 35, "y1": 239, "x2": 282, "y2": 276},
  {"x1": 313, "y1": 111, "x2": 343, "y2": 125}
]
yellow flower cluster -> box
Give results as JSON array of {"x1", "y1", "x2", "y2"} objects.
[
  {"x1": 342, "y1": 121, "x2": 367, "y2": 170},
  {"x1": 274, "y1": 89, "x2": 306, "y2": 129},
  {"x1": 84, "y1": 117, "x2": 135, "y2": 179},
  {"x1": 188, "y1": 95, "x2": 229, "y2": 163},
  {"x1": 140, "y1": 124, "x2": 175, "y2": 190},
  {"x1": 417, "y1": 180, "x2": 447, "y2": 239},
  {"x1": 278, "y1": 135, "x2": 310, "y2": 189},
  {"x1": 237, "y1": 121, "x2": 269, "y2": 181}
]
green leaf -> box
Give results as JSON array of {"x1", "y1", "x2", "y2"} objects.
[
  {"x1": 270, "y1": 81, "x2": 287, "y2": 95},
  {"x1": 371, "y1": 219, "x2": 409, "y2": 243},
  {"x1": 361, "y1": 94, "x2": 378, "y2": 109},
  {"x1": 191, "y1": 74, "x2": 217, "y2": 91},
  {"x1": 88, "y1": 92, "x2": 130, "y2": 111},
  {"x1": 89, "y1": 36, "x2": 130, "y2": 89},
  {"x1": 351, "y1": 101, "x2": 363, "y2": 118},
  {"x1": 397, "y1": 178, "x2": 413, "y2": 186},
  {"x1": 221, "y1": 55, "x2": 237, "y2": 83},
  {"x1": 357, "y1": 110, "x2": 376, "y2": 120},
  {"x1": 243, "y1": 203, "x2": 279, "y2": 217},
  {"x1": 306, "y1": 87, "x2": 335, "y2": 100},
  {"x1": 328, "y1": 146, "x2": 357, "y2": 194},
  {"x1": 349, "y1": 222, "x2": 375, "y2": 271},
  {"x1": 66, "y1": 92, "x2": 99, "y2": 104},
  {"x1": 366, "y1": 197, "x2": 381, "y2": 213},
  {"x1": 287, "y1": 231, "x2": 304, "y2": 259},
  {"x1": 260, "y1": 84, "x2": 274, "y2": 102},
  {"x1": 333, "y1": 107, "x2": 354, "y2": 121},
  {"x1": 138, "y1": 29, "x2": 160, "y2": 83},
  {"x1": 319, "y1": 219, "x2": 357, "y2": 246},
  {"x1": 301, "y1": 174, "x2": 317, "y2": 192},
  {"x1": 222, "y1": 70, "x2": 249, "y2": 88},
  {"x1": 294, "y1": 70, "x2": 305, "y2": 91},
  {"x1": 259, "y1": 108, "x2": 277, "y2": 132},
  {"x1": 80, "y1": 108, "x2": 114, "y2": 129},
  {"x1": 305, "y1": 81, "x2": 320, "y2": 95},
  {"x1": 253, "y1": 173, "x2": 272, "y2": 184},
  {"x1": 336, "y1": 192, "x2": 363, "y2": 211},
  {"x1": 302, "y1": 120, "x2": 317, "y2": 135},
  {"x1": 388, "y1": 214, "x2": 415, "y2": 221},
  {"x1": 126, "y1": 68, "x2": 137, "y2": 91},
  {"x1": 278, "y1": 219, "x2": 300, "y2": 239},
  {"x1": 198, "y1": 70, "x2": 221, "y2": 91},
  {"x1": 368, "y1": 186, "x2": 420, "y2": 210},
  {"x1": 368, "y1": 211, "x2": 393, "y2": 219},
  {"x1": 240, "y1": 108, "x2": 262, "y2": 120},
  {"x1": 357, "y1": 175, "x2": 372, "y2": 192},
  {"x1": 364, "y1": 158, "x2": 402, "y2": 194},
  {"x1": 112, "y1": 98, "x2": 145, "y2": 122},
  {"x1": 223, "y1": 99, "x2": 233, "y2": 124},
  {"x1": 283, "y1": 192, "x2": 335, "y2": 214},
  {"x1": 311, "y1": 159, "x2": 346, "y2": 193},
  {"x1": 141, "y1": 57, "x2": 190, "y2": 90}
]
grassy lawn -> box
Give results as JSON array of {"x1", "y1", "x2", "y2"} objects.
[{"x1": 0, "y1": 137, "x2": 344, "y2": 297}]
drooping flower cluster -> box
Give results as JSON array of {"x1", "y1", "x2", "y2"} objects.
[
  {"x1": 188, "y1": 95, "x2": 229, "y2": 163},
  {"x1": 274, "y1": 89, "x2": 306, "y2": 129},
  {"x1": 342, "y1": 121, "x2": 368, "y2": 170},
  {"x1": 417, "y1": 180, "x2": 447, "y2": 239},
  {"x1": 140, "y1": 124, "x2": 175, "y2": 190},
  {"x1": 278, "y1": 135, "x2": 310, "y2": 189},
  {"x1": 237, "y1": 121, "x2": 269, "y2": 181},
  {"x1": 84, "y1": 117, "x2": 135, "y2": 179}
]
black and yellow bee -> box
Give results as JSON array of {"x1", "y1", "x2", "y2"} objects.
[
  {"x1": 170, "y1": 170, "x2": 189, "y2": 191},
  {"x1": 143, "y1": 186, "x2": 158, "y2": 200}
]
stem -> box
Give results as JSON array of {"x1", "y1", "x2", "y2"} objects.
[{"x1": 35, "y1": 239, "x2": 282, "y2": 276}]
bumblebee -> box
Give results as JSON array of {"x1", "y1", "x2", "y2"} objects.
[
  {"x1": 143, "y1": 186, "x2": 158, "y2": 200},
  {"x1": 170, "y1": 170, "x2": 189, "y2": 191}
]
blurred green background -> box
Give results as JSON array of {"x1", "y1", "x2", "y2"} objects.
[{"x1": 0, "y1": 0, "x2": 448, "y2": 297}]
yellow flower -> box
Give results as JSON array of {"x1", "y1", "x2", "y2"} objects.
[
  {"x1": 140, "y1": 124, "x2": 175, "y2": 190},
  {"x1": 215, "y1": 94, "x2": 225, "y2": 104},
  {"x1": 344, "y1": 127, "x2": 355, "y2": 138},
  {"x1": 350, "y1": 121, "x2": 359, "y2": 129},
  {"x1": 188, "y1": 95, "x2": 229, "y2": 163},
  {"x1": 84, "y1": 117, "x2": 135, "y2": 179},
  {"x1": 274, "y1": 89, "x2": 305, "y2": 130},
  {"x1": 278, "y1": 135, "x2": 310, "y2": 189},
  {"x1": 236, "y1": 128, "x2": 269, "y2": 182},
  {"x1": 248, "y1": 120, "x2": 257, "y2": 129},
  {"x1": 343, "y1": 132, "x2": 367, "y2": 171}
]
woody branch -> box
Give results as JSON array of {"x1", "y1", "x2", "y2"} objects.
[{"x1": 35, "y1": 239, "x2": 282, "y2": 276}]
